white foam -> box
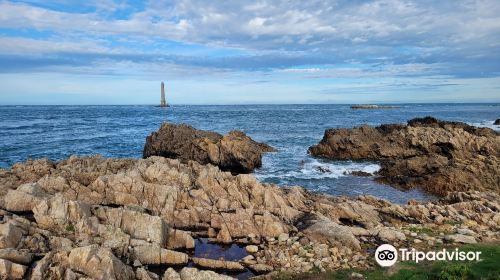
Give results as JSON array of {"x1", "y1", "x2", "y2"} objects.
[
  {"x1": 257, "y1": 159, "x2": 380, "y2": 180},
  {"x1": 468, "y1": 120, "x2": 500, "y2": 131}
]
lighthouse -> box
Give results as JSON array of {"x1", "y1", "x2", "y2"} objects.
[{"x1": 160, "y1": 81, "x2": 168, "y2": 107}]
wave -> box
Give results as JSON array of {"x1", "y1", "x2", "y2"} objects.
[
  {"x1": 257, "y1": 159, "x2": 380, "y2": 180},
  {"x1": 468, "y1": 120, "x2": 500, "y2": 131}
]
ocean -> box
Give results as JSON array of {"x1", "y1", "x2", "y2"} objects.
[{"x1": 1, "y1": 104, "x2": 499, "y2": 204}]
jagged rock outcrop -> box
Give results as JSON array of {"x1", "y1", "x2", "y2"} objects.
[
  {"x1": 0, "y1": 155, "x2": 499, "y2": 278},
  {"x1": 68, "y1": 245, "x2": 135, "y2": 279},
  {"x1": 133, "y1": 244, "x2": 188, "y2": 265},
  {"x1": 176, "y1": 267, "x2": 235, "y2": 280},
  {"x1": 143, "y1": 123, "x2": 275, "y2": 174},
  {"x1": 495, "y1": 119, "x2": 500, "y2": 125},
  {"x1": 4, "y1": 183, "x2": 49, "y2": 212},
  {"x1": 0, "y1": 249, "x2": 33, "y2": 265},
  {"x1": 0, "y1": 220, "x2": 24, "y2": 249},
  {"x1": 191, "y1": 257, "x2": 245, "y2": 271},
  {"x1": 309, "y1": 117, "x2": 500, "y2": 195},
  {"x1": 300, "y1": 215, "x2": 361, "y2": 250},
  {"x1": 0, "y1": 258, "x2": 26, "y2": 279}
]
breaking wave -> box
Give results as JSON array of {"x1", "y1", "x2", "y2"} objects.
[
  {"x1": 257, "y1": 159, "x2": 380, "y2": 180},
  {"x1": 468, "y1": 120, "x2": 500, "y2": 131}
]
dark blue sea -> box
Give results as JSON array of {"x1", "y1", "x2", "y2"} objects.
[{"x1": 1, "y1": 104, "x2": 499, "y2": 204}]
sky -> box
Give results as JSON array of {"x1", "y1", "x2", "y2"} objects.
[{"x1": 0, "y1": 0, "x2": 499, "y2": 105}]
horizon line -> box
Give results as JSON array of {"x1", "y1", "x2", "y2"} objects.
[{"x1": 1, "y1": 102, "x2": 500, "y2": 106}]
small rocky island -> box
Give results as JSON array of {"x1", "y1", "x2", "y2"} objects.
[
  {"x1": 350, "y1": 105, "x2": 400, "y2": 109},
  {"x1": 0, "y1": 119, "x2": 498, "y2": 279},
  {"x1": 309, "y1": 117, "x2": 499, "y2": 196},
  {"x1": 143, "y1": 123, "x2": 275, "y2": 174}
]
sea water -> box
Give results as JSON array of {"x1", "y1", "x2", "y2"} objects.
[{"x1": 1, "y1": 104, "x2": 498, "y2": 204}]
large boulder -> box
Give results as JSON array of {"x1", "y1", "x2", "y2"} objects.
[
  {"x1": 166, "y1": 229, "x2": 195, "y2": 250},
  {"x1": 0, "y1": 249, "x2": 33, "y2": 265},
  {"x1": 0, "y1": 221, "x2": 24, "y2": 249},
  {"x1": 133, "y1": 244, "x2": 188, "y2": 265},
  {"x1": 93, "y1": 206, "x2": 167, "y2": 245},
  {"x1": 301, "y1": 215, "x2": 360, "y2": 250},
  {"x1": 136, "y1": 267, "x2": 160, "y2": 280},
  {"x1": 29, "y1": 252, "x2": 53, "y2": 280},
  {"x1": 143, "y1": 123, "x2": 275, "y2": 174},
  {"x1": 68, "y1": 245, "x2": 134, "y2": 279},
  {"x1": 191, "y1": 257, "x2": 245, "y2": 271},
  {"x1": 4, "y1": 183, "x2": 49, "y2": 212},
  {"x1": 444, "y1": 234, "x2": 477, "y2": 244},
  {"x1": 0, "y1": 258, "x2": 27, "y2": 279},
  {"x1": 376, "y1": 228, "x2": 406, "y2": 242},
  {"x1": 309, "y1": 117, "x2": 499, "y2": 195},
  {"x1": 32, "y1": 194, "x2": 93, "y2": 232},
  {"x1": 178, "y1": 267, "x2": 235, "y2": 280}
]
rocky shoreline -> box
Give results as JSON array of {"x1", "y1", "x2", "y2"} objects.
[
  {"x1": 0, "y1": 119, "x2": 498, "y2": 279},
  {"x1": 0, "y1": 155, "x2": 498, "y2": 279},
  {"x1": 309, "y1": 117, "x2": 499, "y2": 196}
]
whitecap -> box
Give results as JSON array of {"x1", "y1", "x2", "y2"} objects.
[
  {"x1": 468, "y1": 120, "x2": 500, "y2": 131},
  {"x1": 256, "y1": 159, "x2": 380, "y2": 180}
]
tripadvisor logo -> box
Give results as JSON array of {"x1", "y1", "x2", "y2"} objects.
[
  {"x1": 374, "y1": 244, "x2": 482, "y2": 267},
  {"x1": 375, "y1": 244, "x2": 398, "y2": 267}
]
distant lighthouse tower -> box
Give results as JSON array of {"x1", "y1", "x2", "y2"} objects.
[{"x1": 160, "y1": 81, "x2": 168, "y2": 107}]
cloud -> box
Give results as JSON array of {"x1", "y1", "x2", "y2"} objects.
[
  {"x1": 2, "y1": 1, "x2": 499, "y2": 49},
  {"x1": 0, "y1": 0, "x2": 499, "y2": 104}
]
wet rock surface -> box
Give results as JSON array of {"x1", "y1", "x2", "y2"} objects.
[
  {"x1": 143, "y1": 123, "x2": 275, "y2": 174},
  {"x1": 309, "y1": 117, "x2": 500, "y2": 195},
  {"x1": 0, "y1": 155, "x2": 498, "y2": 279}
]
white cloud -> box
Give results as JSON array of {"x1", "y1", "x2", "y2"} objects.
[
  {"x1": 0, "y1": 37, "x2": 111, "y2": 54},
  {"x1": 0, "y1": 0, "x2": 499, "y2": 82},
  {"x1": 1, "y1": 0, "x2": 499, "y2": 51}
]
